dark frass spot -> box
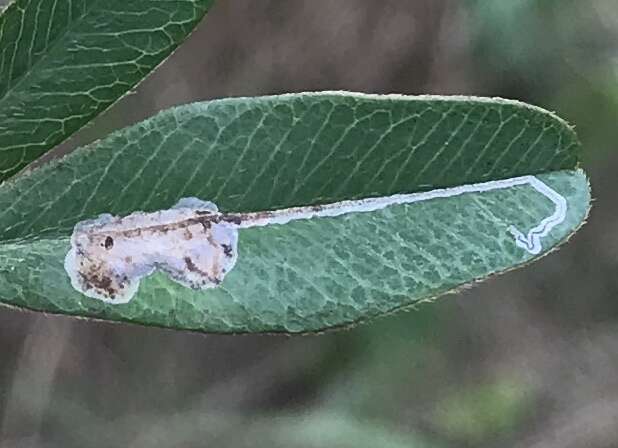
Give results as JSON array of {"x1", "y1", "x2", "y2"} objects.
[
  {"x1": 184, "y1": 257, "x2": 199, "y2": 273},
  {"x1": 221, "y1": 243, "x2": 233, "y2": 257},
  {"x1": 104, "y1": 236, "x2": 114, "y2": 249},
  {"x1": 84, "y1": 273, "x2": 116, "y2": 298},
  {"x1": 223, "y1": 215, "x2": 242, "y2": 225}
]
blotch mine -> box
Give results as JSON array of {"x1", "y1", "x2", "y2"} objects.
[{"x1": 64, "y1": 198, "x2": 238, "y2": 304}]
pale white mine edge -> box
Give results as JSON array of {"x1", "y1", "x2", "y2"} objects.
[{"x1": 65, "y1": 175, "x2": 567, "y2": 304}]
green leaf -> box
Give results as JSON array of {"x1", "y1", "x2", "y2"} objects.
[
  {"x1": 0, "y1": 92, "x2": 590, "y2": 333},
  {"x1": 0, "y1": 0, "x2": 213, "y2": 182}
]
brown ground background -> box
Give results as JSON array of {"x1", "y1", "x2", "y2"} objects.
[{"x1": 1, "y1": 1, "x2": 618, "y2": 447}]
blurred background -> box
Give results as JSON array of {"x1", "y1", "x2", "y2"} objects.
[{"x1": 1, "y1": 1, "x2": 617, "y2": 447}]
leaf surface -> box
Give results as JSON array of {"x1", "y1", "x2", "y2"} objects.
[
  {"x1": 0, "y1": 92, "x2": 590, "y2": 333},
  {"x1": 0, "y1": 0, "x2": 213, "y2": 181}
]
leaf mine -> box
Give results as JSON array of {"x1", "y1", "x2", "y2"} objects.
[{"x1": 65, "y1": 175, "x2": 568, "y2": 304}]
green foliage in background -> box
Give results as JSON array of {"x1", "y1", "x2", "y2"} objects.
[
  {"x1": 0, "y1": 92, "x2": 590, "y2": 333},
  {"x1": 433, "y1": 379, "x2": 531, "y2": 443}
]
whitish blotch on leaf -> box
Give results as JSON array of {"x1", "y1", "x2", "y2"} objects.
[{"x1": 64, "y1": 198, "x2": 239, "y2": 304}]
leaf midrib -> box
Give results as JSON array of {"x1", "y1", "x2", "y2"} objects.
[{"x1": 0, "y1": 167, "x2": 580, "y2": 245}]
